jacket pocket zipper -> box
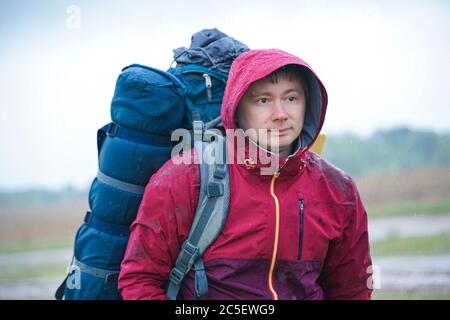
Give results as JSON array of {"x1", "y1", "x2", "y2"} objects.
[{"x1": 298, "y1": 199, "x2": 305, "y2": 260}]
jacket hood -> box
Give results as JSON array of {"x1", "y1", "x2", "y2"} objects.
[{"x1": 221, "y1": 49, "x2": 328, "y2": 151}]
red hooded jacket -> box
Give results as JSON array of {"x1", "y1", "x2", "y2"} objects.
[{"x1": 118, "y1": 49, "x2": 373, "y2": 300}]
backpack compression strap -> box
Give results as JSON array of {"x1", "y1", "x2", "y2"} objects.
[{"x1": 166, "y1": 119, "x2": 230, "y2": 300}]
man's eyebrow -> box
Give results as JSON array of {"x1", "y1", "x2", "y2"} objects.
[
  {"x1": 248, "y1": 88, "x2": 303, "y2": 97},
  {"x1": 283, "y1": 88, "x2": 303, "y2": 95}
]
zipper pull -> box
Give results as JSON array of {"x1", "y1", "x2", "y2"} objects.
[
  {"x1": 202, "y1": 73, "x2": 212, "y2": 102},
  {"x1": 274, "y1": 168, "x2": 281, "y2": 178},
  {"x1": 274, "y1": 158, "x2": 289, "y2": 178}
]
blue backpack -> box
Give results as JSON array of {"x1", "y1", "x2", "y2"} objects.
[
  {"x1": 55, "y1": 29, "x2": 248, "y2": 300},
  {"x1": 168, "y1": 64, "x2": 228, "y2": 129}
]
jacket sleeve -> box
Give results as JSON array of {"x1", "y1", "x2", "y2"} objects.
[
  {"x1": 118, "y1": 155, "x2": 199, "y2": 300},
  {"x1": 319, "y1": 180, "x2": 373, "y2": 300}
]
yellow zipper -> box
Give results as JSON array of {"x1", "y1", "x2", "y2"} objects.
[{"x1": 268, "y1": 168, "x2": 282, "y2": 300}]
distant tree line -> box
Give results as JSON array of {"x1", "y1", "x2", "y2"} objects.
[
  {"x1": 322, "y1": 127, "x2": 450, "y2": 177},
  {"x1": 1, "y1": 127, "x2": 449, "y2": 203}
]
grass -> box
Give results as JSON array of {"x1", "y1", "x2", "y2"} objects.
[
  {"x1": 370, "y1": 232, "x2": 450, "y2": 256},
  {"x1": 0, "y1": 236, "x2": 74, "y2": 254},
  {"x1": 0, "y1": 263, "x2": 67, "y2": 281},
  {"x1": 373, "y1": 293, "x2": 450, "y2": 300},
  {"x1": 0, "y1": 166, "x2": 447, "y2": 258},
  {"x1": 356, "y1": 166, "x2": 450, "y2": 207},
  {"x1": 367, "y1": 198, "x2": 450, "y2": 218},
  {"x1": 0, "y1": 200, "x2": 84, "y2": 254}
]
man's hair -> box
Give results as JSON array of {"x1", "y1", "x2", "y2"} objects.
[{"x1": 262, "y1": 64, "x2": 310, "y2": 100}]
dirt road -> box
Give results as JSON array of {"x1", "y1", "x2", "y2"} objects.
[{"x1": 369, "y1": 213, "x2": 450, "y2": 241}]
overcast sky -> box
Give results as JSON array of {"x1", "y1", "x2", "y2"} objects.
[{"x1": 1, "y1": 0, "x2": 449, "y2": 190}]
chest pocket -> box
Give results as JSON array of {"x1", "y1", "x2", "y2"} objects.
[{"x1": 296, "y1": 197, "x2": 343, "y2": 262}]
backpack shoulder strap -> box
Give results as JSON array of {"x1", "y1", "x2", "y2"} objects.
[{"x1": 166, "y1": 120, "x2": 230, "y2": 300}]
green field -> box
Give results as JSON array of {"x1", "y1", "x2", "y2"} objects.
[
  {"x1": 371, "y1": 232, "x2": 450, "y2": 256},
  {"x1": 0, "y1": 166, "x2": 448, "y2": 257},
  {"x1": 356, "y1": 166, "x2": 450, "y2": 218},
  {"x1": 0, "y1": 200, "x2": 84, "y2": 254},
  {"x1": 0, "y1": 263, "x2": 67, "y2": 281},
  {"x1": 373, "y1": 293, "x2": 450, "y2": 300},
  {"x1": 366, "y1": 198, "x2": 450, "y2": 218},
  {"x1": 0, "y1": 236, "x2": 74, "y2": 254}
]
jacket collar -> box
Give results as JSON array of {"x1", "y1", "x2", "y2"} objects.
[{"x1": 226, "y1": 133, "x2": 308, "y2": 178}]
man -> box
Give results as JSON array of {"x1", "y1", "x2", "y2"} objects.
[{"x1": 118, "y1": 48, "x2": 373, "y2": 300}]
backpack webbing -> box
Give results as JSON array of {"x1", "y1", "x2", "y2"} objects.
[{"x1": 166, "y1": 119, "x2": 230, "y2": 300}]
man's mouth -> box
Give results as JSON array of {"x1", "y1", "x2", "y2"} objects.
[{"x1": 270, "y1": 128, "x2": 291, "y2": 135}]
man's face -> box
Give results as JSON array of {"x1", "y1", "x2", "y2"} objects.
[{"x1": 236, "y1": 74, "x2": 307, "y2": 156}]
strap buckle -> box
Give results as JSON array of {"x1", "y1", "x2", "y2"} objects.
[
  {"x1": 179, "y1": 241, "x2": 199, "y2": 266},
  {"x1": 207, "y1": 181, "x2": 224, "y2": 198},
  {"x1": 213, "y1": 165, "x2": 226, "y2": 179},
  {"x1": 169, "y1": 267, "x2": 184, "y2": 286},
  {"x1": 84, "y1": 211, "x2": 94, "y2": 225},
  {"x1": 107, "y1": 122, "x2": 119, "y2": 137}
]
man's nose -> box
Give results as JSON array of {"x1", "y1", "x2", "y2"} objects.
[{"x1": 271, "y1": 99, "x2": 288, "y2": 121}]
